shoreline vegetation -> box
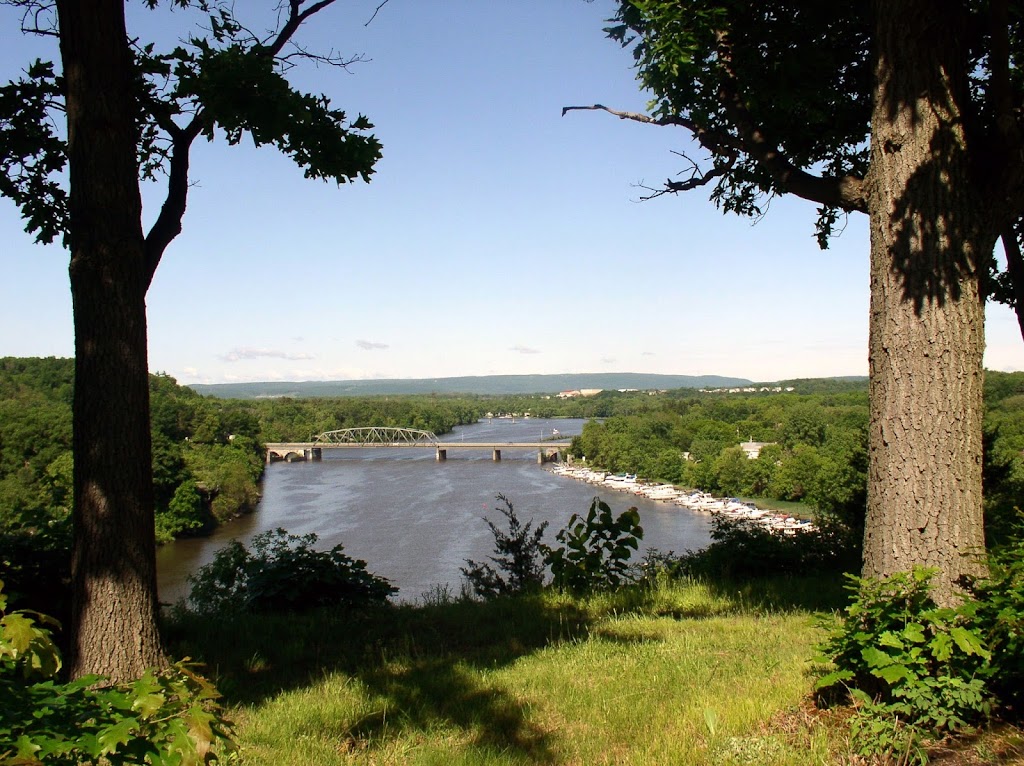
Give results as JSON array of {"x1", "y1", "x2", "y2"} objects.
[{"x1": 547, "y1": 462, "x2": 817, "y2": 534}]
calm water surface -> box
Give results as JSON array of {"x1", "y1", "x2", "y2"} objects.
[{"x1": 156, "y1": 418, "x2": 714, "y2": 604}]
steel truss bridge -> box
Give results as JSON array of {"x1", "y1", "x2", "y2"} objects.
[{"x1": 265, "y1": 426, "x2": 570, "y2": 464}]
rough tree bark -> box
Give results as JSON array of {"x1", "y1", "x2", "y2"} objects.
[
  {"x1": 862, "y1": 1, "x2": 990, "y2": 604},
  {"x1": 58, "y1": 0, "x2": 166, "y2": 680}
]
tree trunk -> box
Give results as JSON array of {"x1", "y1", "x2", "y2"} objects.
[
  {"x1": 59, "y1": 0, "x2": 166, "y2": 680},
  {"x1": 863, "y1": 1, "x2": 989, "y2": 604}
]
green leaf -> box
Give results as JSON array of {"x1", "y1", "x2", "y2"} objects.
[
  {"x1": 873, "y1": 663, "x2": 911, "y2": 684},
  {"x1": 949, "y1": 626, "x2": 990, "y2": 659},
  {"x1": 815, "y1": 669, "x2": 853, "y2": 689},
  {"x1": 902, "y1": 623, "x2": 926, "y2": 644},
  {"x1": 860, "y1": 646, "x2": 892, "y2": 668},
  {"x1": 878, "y1": 631, "x2": 904, "y2": 649},
  {"x1": 1, "y1": 613, "x2": 39, "y2": 654},
  {"x1": 931, "y1": 632, "x2": 953, "y2": 662},
  {"x1": 97, "y1": 716, "x2": 138, "y2": 754}
]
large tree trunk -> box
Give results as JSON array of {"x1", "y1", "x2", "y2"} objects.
[
  {"x1": 863, "y1": 1, "x2": 989, "y2": 604},
  {"x1": 59, "y1": 0, "x2": 166, "y2": 680}
]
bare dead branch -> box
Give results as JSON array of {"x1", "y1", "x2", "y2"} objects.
[
  {"x1": 366, "y1": 0, "x2": 391, "y2": 27},
  {"x1": 278, "y1": 44, "x2": 368, "y2": 71},
  {"x1": 2, "y1": 0, "x2": 58, "y2": 36}
]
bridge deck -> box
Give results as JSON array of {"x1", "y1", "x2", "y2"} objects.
[{"x1": 266, "y1": 441, "x2": 572, "y2": 450}]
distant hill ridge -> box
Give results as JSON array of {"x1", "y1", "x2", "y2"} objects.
[{"x1": 188, "y1": 373, "x2": 755, "y2": 399}]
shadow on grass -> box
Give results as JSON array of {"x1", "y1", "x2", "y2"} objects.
[
  {"x1": 352, "y1": 658, "x2": 555, "y2": 761},
  {"x1": 165, "y1": 595, "x2": 589, "y2": 762},
  {"x1": 699, "y1": 573, "x2": 851, "y2": 614},
  {"x1": 164, "y1": 574, "x2": 846, "y2": 761}
]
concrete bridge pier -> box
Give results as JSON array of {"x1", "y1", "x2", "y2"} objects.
[
  {"x1": 537, "y1": 449, "x2": 561, "y2": 464},
  {"x1": 436, "y1": 448, "x2": 447, "y2": 461},
  {"x1": 304, "y1": 447, "x2": 322, "y2": 462},
  {"x1": 492, "y1": 449, "x2": 501, "y2": 461}
]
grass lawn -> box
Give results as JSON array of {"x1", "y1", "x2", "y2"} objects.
[{"x1": 166, "y1": 577, "x2": 1023, "y2": 765}]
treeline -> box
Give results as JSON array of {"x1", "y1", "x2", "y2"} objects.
[
  {"x1": 0, "y1": 359, "x2": 496, "y2": 547},
  {"x1": 572, "y1": 389, "x2": 868, "y2": 525},
  {"x1": 571, "y1": 371, "x2": 1024, "y2": 544},
  {"x1": 0, "y1": 359, "x2": 267, "y2": 545}
]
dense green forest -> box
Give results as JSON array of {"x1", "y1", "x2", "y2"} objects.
[{"x1": 569, "y1": 372, "x2": 1024, "y2": 545}]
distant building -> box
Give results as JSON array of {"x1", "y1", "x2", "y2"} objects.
[
  {"x1": 739, "y1": 439, "x2": 776, "y2": 459},
  {"x1": 556, "y1": 388, "x2": 604, "y2": 398}
]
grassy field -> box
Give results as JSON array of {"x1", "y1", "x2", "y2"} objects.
[{"x1": 166, "y1": 577, "x2": 1022, "y2": 765}]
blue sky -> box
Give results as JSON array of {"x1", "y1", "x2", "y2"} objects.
[{"x1": 2, "y1": 0, "x2": 1022, "y2": 385}]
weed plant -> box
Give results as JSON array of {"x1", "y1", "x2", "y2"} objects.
[{"x1": 461, "y1": 495, "x2": 548, "y2": 599}]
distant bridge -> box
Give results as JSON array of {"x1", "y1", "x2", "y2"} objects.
[{"x1": 265, "y1": 426, "x2": 571, "y2": 464}]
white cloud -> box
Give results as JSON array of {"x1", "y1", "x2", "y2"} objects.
[
  {"x1": 510, "y1": 345, "x2": 540, "y2": 355},
  {"x1": 356, "y1": 339, "x2": 390, "y2": 350},
  {"x1": 219, "y1": 347, "x2": 317, "y2": 362}
]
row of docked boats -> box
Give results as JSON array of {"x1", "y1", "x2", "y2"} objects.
[{"x1": 548, "y1": 464, "x2": 816, "y2": 535}]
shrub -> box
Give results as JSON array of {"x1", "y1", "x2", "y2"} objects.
[
  {"x1": 966, "y1": 535, "x2": 1024, "y2": 711},
  {"x1": 461, "y1": 494, "x2": 548, "y2": 599},
  {"x1": 817, "y1": 569, "x2": 994, "y2": 761},
  {"x1": 545, "y1": 497, "x2": 643, "y2": 593},
  {"x1": 0, "y1": 514, "x2": 71, "y2": 619},
  {"x1": 186, "y1": 528, "x2": 396, "y2": 614},
  {"x1": 675, "y1": 513, "x2": 860, "y2": 580},
  {"x1": 0, "y1": 579, "x2": 234, "y2": 765}
]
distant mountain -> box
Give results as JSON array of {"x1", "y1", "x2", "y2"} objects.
[{"x1": 188, "y1": 373, "x2": 753, "y2": 399}]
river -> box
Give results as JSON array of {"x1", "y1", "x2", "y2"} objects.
[{"x1": 156, "y1": 418, "x2": 715, "y2": 604}]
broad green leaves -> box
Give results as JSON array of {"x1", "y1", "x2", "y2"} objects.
[
  {"x1": 815, "y1": 568, "x2": 1006, "y2": 760},
  {"x1": 546, "y1": 497, "x2": 644, "y2": 592},
  {"x1": 0, "y1": 580, "x2": 236, "y2": 764}
]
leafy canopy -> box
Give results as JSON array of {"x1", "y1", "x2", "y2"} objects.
[{"x1": 0, "y1": 0, "x2": 382, "y2": 248}]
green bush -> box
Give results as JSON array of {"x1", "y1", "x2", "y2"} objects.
[
  {"x1": 545, "y1": 497, "x2": 643, "y2": 593},
  {"x1": 817, "y1": 569, "x2": 994, "y2": 761},
  {"x1": 461, "y1": 494, "x2": 548, "y2": 599},
  {"x1": 0, "y1": 514, "x2": 71, "y2": 618},
  {"x1": 676, "y1": 514, "x2": 860, "y2": 579},
  {"x1": 0, "y1": 580, "x2": 234, "y2": 765},
  {"x1": 966, "y1": 535, "x2": 1024, "y2": 710},
  {"x1": 186, "y1": 528, "x2": 396, "y2": 614}
]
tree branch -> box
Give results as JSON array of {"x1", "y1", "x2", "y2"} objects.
[
  {"x1": 143, "y1": 118, "x2": 203, "y2": 289},
  {"x1": 265, "y1": 0, "x2": 339, "y2": 58},
  {"x1": 712, "y1": 29, "x2": 866, "y2": 213},
  {"x1": 143, "y1": 0, "x2": 350, "y2": 290},
  {"x1": 1, "y1": 0, "x2": 59, "y2": 37},
  {"x1": 562, "y1": 103, "x2": 744, "y2": 156},
  {"x1": 1001, "y1": 225, "x2": 1024, "y2": 341}
]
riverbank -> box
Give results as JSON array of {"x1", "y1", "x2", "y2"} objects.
[{"x1": 547, "y1": 463, "x2": 817, "y2": 534}]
